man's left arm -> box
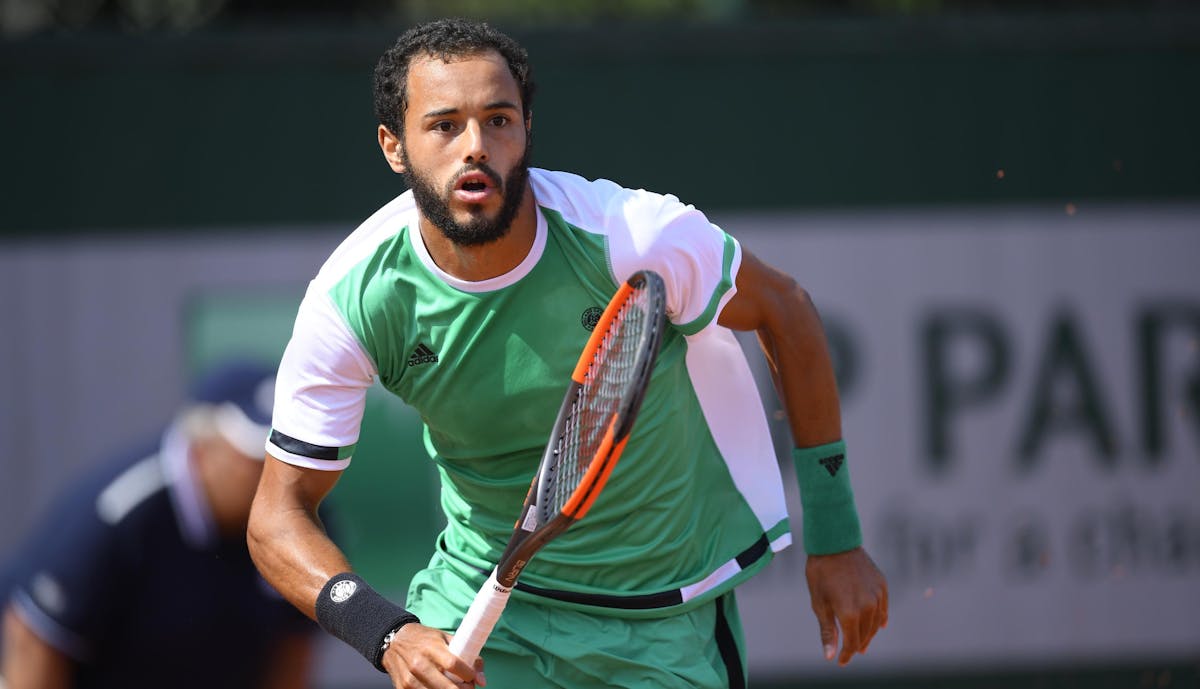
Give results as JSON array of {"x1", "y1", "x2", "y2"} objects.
[{"x1": 718, "y1": 247, "x2": 888, "y2": 666}]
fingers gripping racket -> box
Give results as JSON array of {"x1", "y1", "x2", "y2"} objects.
[{"x1": 447, "y1": 270, "x2": 667, "y2": 669}]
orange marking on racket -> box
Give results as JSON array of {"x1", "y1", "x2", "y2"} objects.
[
  {"x1": 572, "y1": 282, "x2": 633, "y2": 383},
  {"x1": 562, "y1": 420, "x2": 629, "y2": 519}
]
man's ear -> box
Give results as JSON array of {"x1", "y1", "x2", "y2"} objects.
[{"x1": 378, "y1": 125, "x2": 406, "y2": 174}]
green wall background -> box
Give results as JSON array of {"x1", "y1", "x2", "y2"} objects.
[{"x1": 2, "y1": 9, "x2": 1198, "y2": 236}]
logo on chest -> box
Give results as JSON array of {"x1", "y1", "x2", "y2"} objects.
[
  {"x1": 580, "y1": 306, "x2": 603, "y2": 332},
  {"x1": 407, "y1": 342, "x2": 439, "y2": 367}
]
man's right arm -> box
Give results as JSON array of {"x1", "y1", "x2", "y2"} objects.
[
  {"x1": 248, "y1": 455, "x2": 480, "y2": 687},
  {"x1": 247, "y1": 455, "x2": 350, "y2": 618}
]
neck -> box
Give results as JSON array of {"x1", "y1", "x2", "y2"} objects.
[{"x1": 418, "y1": 182, "x2": 537, "y2": 282}]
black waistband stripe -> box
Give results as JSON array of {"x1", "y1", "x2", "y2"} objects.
[
  {"x1": 735, "y1": 534, "x2": 769, "y2": 570},
  {"x1": 470, "y1": 533, "x2": 774, "y2": 610}
]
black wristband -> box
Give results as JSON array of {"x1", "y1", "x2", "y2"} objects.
[{"x1": 314, "y1": 572, "x2": 420, "y2": 672}]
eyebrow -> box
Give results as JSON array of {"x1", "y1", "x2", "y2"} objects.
[{"x1": 422, "y1": 101, "x2": 521, "y2": 119}]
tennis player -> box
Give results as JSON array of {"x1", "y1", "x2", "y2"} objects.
[{"x1": 248, "y1": 18, "x2": 887, "y2": 689}]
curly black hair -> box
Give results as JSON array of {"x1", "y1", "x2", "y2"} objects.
[{"x1": 373, "y1": 18, "x2": 536, "y2": 139}]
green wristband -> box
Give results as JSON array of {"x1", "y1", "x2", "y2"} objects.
[{"x1": 793, "y1": 440, "x2": 863, "y2": 555}]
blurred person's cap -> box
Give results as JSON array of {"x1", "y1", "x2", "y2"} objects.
[{"x1": 188, "y1": 359, "x2": 276, "y2": 459}]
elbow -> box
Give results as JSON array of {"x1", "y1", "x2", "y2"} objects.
[
  {"x1": 766, "y1": 275, "x2": 816, "y2": 330},
  {"x1": 771, "y1": 269, "x2": 811, "y2": 308},
  {"x1": 246, "y1": 496, "x2": 274, "y2": 568},
  {"x1": 790, "y1": 281, "x2": 813, "y2": 311}
]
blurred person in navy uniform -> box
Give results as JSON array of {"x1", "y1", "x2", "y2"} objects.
[{"x1": 0, "y1": 360, "x2": 321, "y2": 689}]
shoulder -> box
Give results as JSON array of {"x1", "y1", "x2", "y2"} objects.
[
  {"x1": 530, "y1": 168, "x2": 697, "y2": 234},
  {"x1": 528, "y1": 170, "x2": 738, "y2": 329},
  {"x1": 293, "y1": 192, "x2": 420, "y2": 351},
  {"x1": 311, "y1": 191, "x2": 419, "y2": 291}
]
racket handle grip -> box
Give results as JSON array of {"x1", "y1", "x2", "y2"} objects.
[{"x1": 448, "y1": 568, "x2": 512, "y2": 667}]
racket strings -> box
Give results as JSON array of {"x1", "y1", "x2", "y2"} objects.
[{"x1": 549, "y1": 288, "x2": 651, "y2": 514}]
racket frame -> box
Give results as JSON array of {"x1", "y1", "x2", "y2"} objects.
[{"x1": 446, "y1": 270, "x2": 667, "y2": 668}]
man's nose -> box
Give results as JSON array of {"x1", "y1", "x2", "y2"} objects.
[{"x1": 461, "y1": 120, "x2": 488, "y2": 165}]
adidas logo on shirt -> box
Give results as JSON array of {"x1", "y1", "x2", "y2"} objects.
[{"x1": 407, "y1": 343, "x2": 439, "y2": 367}]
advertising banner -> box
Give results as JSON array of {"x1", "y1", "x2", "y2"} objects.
[{"x1": 726, "y1": 205, "x2": 1200, "y2": 678}]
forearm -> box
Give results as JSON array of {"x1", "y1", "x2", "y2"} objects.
[
  {"x1": 762, "y1": 288, "x2": 864, "y2": 555},
  {"x1": 756, "y1": 284, "x2": 843, "y2": 448},
  {"x1": 251, "y1": 457, "x2": 433, "y2": 677},
  {"x1": 248, "y1": 503, "x2": 350, "y2": 619},
  {"x1": 248, "y1": 458, "x2": 351, "y2": 620}
]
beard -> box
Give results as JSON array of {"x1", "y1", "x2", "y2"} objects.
[{"x1": 400, "y1": 139, "x2": 532, "y2": 248}]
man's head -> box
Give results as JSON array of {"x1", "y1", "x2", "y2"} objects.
[
  {"x1": 179, "y1": 360, "x2": 276, "y2": 536},
  {"x1": 373, "y1": 18, "x2": 535, "y2": 138},
  {"x1": 373, "y1": 19, "x2": 536, "y2": 247}
]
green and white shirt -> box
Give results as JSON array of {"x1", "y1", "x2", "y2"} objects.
[{"x1": 269, "y1": 168, "x2": 790, "y2": 615}]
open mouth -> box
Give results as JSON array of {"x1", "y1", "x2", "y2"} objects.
[{"x1": 454, "y1": 168, "x2": 499, "y2": 196}]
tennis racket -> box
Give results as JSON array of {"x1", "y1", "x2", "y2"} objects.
[{"x1": 446, "y1": 269, "x2": 667, "y2": 671}]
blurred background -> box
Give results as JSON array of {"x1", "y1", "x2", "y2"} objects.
[{"x1": 1, "y1": 0, "x2": 1198, "y2": 687}]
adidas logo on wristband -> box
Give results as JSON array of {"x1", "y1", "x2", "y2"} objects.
[{"x1": 818, "y1": 453, "x2": 844, "y2": 477}]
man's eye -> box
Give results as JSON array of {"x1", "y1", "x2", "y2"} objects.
[
  {"x1": 489, "y1": 115, "x2": 509, "y2": 127},
  {"x1": 433, "y1": 121, "x2": 455, "y2": 132}
]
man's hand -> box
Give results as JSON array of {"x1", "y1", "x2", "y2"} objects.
[
  {"x1": 805, "y1": 546, "x2": 888, "y2": 666},
  {"x1": 380, "y1": 623, "x2": 486, "y2": 689}
]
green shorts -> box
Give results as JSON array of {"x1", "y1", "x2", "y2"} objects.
[{"x1": 407, "y1": 553, "x2": 748, "y2": 689}]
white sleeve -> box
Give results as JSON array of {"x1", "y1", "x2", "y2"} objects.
[
  {"x1": 607, "y1": 189, "x2": 742, "y2": 335},
  {"x1": 267, "y1": 285, "x2": 376, "y2": 471}
]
